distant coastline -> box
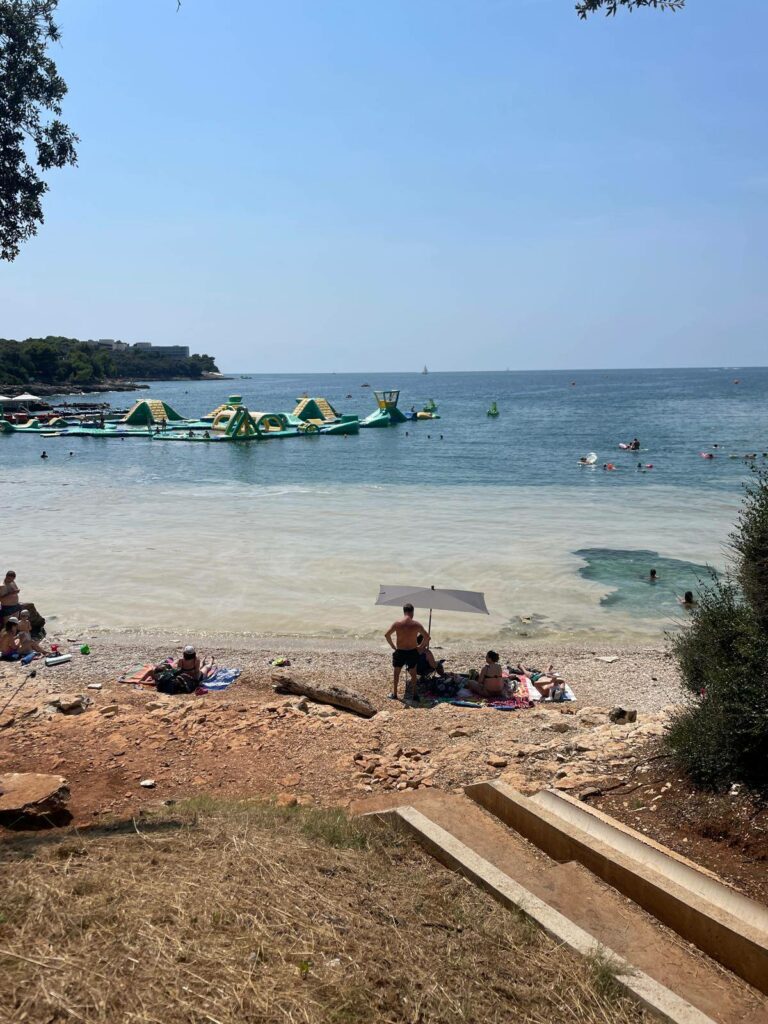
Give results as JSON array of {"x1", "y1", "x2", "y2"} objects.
[
  {"x1": 0, "y1": 374, "x2": 232, "y2": 400},
  {"x1": 0, "y1": 336, "x2": 220, "y2": 394}
]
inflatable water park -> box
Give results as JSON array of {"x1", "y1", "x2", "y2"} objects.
[{"x1": 0, "y1": 390, "x2": 442, "y2": 445}]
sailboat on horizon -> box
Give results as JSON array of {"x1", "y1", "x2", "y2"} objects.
[{"x1": 422, "y1": 364, "x2": 428, "y2": 374}]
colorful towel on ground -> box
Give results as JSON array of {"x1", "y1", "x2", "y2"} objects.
[
  {"x1": 118, "y1": 661, "x2": 241, "y2": 693},
  {"x1": 416, "y1": 673, "x2": 574, "y2": 709},
  {"x1": 201, "y1": 666, "x2": 241, "y2": 691},
  {"x1": 416, "y1": 687, "x2": 532, "y2": 711},
  {"x1": 520, "y1": 676, "x2": 576, "y2": 703},
  {"x1": 118, "y1": 663, "x2": 157, "y2": 687}
]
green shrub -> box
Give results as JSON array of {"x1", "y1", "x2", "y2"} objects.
[
  {"x1": 668, "y1": 473, "x2": 768, "y2": 793},
  {"x1": 732, "y1": 472, "x2": 768, "y2": 630}
]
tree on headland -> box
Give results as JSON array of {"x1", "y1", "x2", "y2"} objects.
[
  {"x1": 0, "y1": 0, "x2": 78, "y2": 261},
  {"x1": 0, "y1": 337, "x2": 219, "y2": 385},
  {"x1": 576, "y1": 0, "x2": 685, "y2": 16},
  {"x1": 668, "y1": 472, "x2": 768, "y2": 794}
]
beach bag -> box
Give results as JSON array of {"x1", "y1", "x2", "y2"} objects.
[{"x1": 154, "y1": 666, "x2": 195, "y2": 695}]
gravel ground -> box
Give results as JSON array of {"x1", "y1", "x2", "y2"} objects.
[
  {"x1": 0, "y1": 625, "x2": 686, "y2": 824},
  {"x1": 0, "y1": 625, "x2": 685, "y2": 713}
]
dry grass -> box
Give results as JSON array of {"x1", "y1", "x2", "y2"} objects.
[{"x1": 0, "y1": 799, "x2": 648, "y2": 1024}]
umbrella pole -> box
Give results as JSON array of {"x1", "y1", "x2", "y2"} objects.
[{"x1": 428, "y1": 609, "x2": 432, "y2": 636}]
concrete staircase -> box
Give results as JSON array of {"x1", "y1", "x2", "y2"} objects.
[{"x1": 355, "y1": 787, "x2": 768, "y2": 1024}]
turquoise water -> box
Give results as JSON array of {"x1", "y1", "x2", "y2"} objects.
[
  {"x1": 8, "y1": 367, "x2": 768, "y2": 489},
  {"x1": 3, "y1": 368, "x2": 766, "y2": 640}
]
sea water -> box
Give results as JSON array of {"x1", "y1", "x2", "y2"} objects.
[{"x1": 3, "y1": 368, "x2": 766, "y2": 642}]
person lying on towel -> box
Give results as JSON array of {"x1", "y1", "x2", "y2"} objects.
[{"x1": 514, "y1": 662, "x2": 566, "y2": 701}]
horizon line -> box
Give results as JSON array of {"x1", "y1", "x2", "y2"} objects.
[{"x1": 217, "y1": 365, "x2": 767, "y2": 375}]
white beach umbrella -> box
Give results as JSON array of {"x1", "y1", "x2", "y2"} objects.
[
  {"x1": 12, "y1": 392, "x2": 41, "y2": 402},
  {"x1": 375, "y1": 583, "x2": 489, "y2": 634},
  {"x1": 0, "y1": 395, "x2": 12, "y2": 402}
]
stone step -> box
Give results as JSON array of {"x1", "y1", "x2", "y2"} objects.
[
  {"x1": 533, "y1": 788, "x2": 768, "y2": 932},
  {"x1": 466, "y1": 781, "x2": 768, "y2": 997},
  {"x1": 358, "y1": 791, "x2": 768, "y2": 1024}
]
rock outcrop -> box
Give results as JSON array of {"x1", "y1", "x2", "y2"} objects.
[{"x1": 0, "y1": 772, "x2": 70, "y2": 818}]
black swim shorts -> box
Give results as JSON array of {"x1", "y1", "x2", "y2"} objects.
[{"x1": 393, "y1": 648, "x2": 419, "y2": 669}]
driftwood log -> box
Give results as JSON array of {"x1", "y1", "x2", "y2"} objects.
[{"x1": 272, "y1": 674, "x2": 377, "y2": 718}]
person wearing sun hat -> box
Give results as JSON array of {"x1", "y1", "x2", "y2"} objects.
[
  {"x1": 0, "y1": 616, "x2": 21, "y2": 660},
  {"x1": 176, "y1": 645, "x2": 202, "y2": 683}
]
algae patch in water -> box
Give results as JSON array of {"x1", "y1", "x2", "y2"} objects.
[{"x1": 575, "y1": 548, "x2": 714, "y2": 616}]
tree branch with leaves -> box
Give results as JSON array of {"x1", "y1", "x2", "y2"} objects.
[
  {"x1": 0, "y1": 0, "x2": 77, "y2": 261},
  {"x1": 0, "y1": 0, "x2": 688, "y2": 264},
  {"x1": 576, "y1": 0, "x2": 685, "y2": 17}
]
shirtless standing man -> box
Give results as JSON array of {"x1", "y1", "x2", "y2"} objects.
[
  {"x1": 384, "y1": 603, "x2": 430, "y2": 700},
  {"x1": 0, "y1": 570, "x2": 21, "y2": 626}
]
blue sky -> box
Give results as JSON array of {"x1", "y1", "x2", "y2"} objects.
[{"x1": 2, "y1": 0, "x2": 766, "y2": 371}]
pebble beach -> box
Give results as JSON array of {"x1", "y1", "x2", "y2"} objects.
[{"x1": 1, "y1": 626, "x2": 686, "y2": 714}]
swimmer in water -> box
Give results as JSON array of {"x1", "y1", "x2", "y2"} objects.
[
  {"x1": 649, "y1": 568, "x2": 658, "y2": 582},
  {"x1": 40, "y1": 451, "x2": 48, "y2": 459},
  {"x1": 679, "y1": 590, "x2": 697, "y2": 610},
  {"x1": 629, "y1": 438, "x2": 640, "y2": 451}
]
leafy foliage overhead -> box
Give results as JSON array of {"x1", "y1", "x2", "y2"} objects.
[
  {"x1": 0, "y1": 0, "x2": 686, "y2": 264},
  {"x1": 0, "y1": 0, "x2": 78, "y2": 261},
  {"x1": 576, "y1": 0, "x2": 685, "y2": 17}
]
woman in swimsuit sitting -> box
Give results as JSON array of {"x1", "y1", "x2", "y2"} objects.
[
  {"x1": 467, "y1": 651, "x2": 505, "y2": 699},
  {"x1": 175, "y1": 645, "x2": 216, "y2": 685},
  {"x1": 176, "y1": 645, "x2": 201, "y2": 682}
]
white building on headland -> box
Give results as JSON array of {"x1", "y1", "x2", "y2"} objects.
[{"x1": 84, "y1": 339, "x2": 190, "y2": 357}]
